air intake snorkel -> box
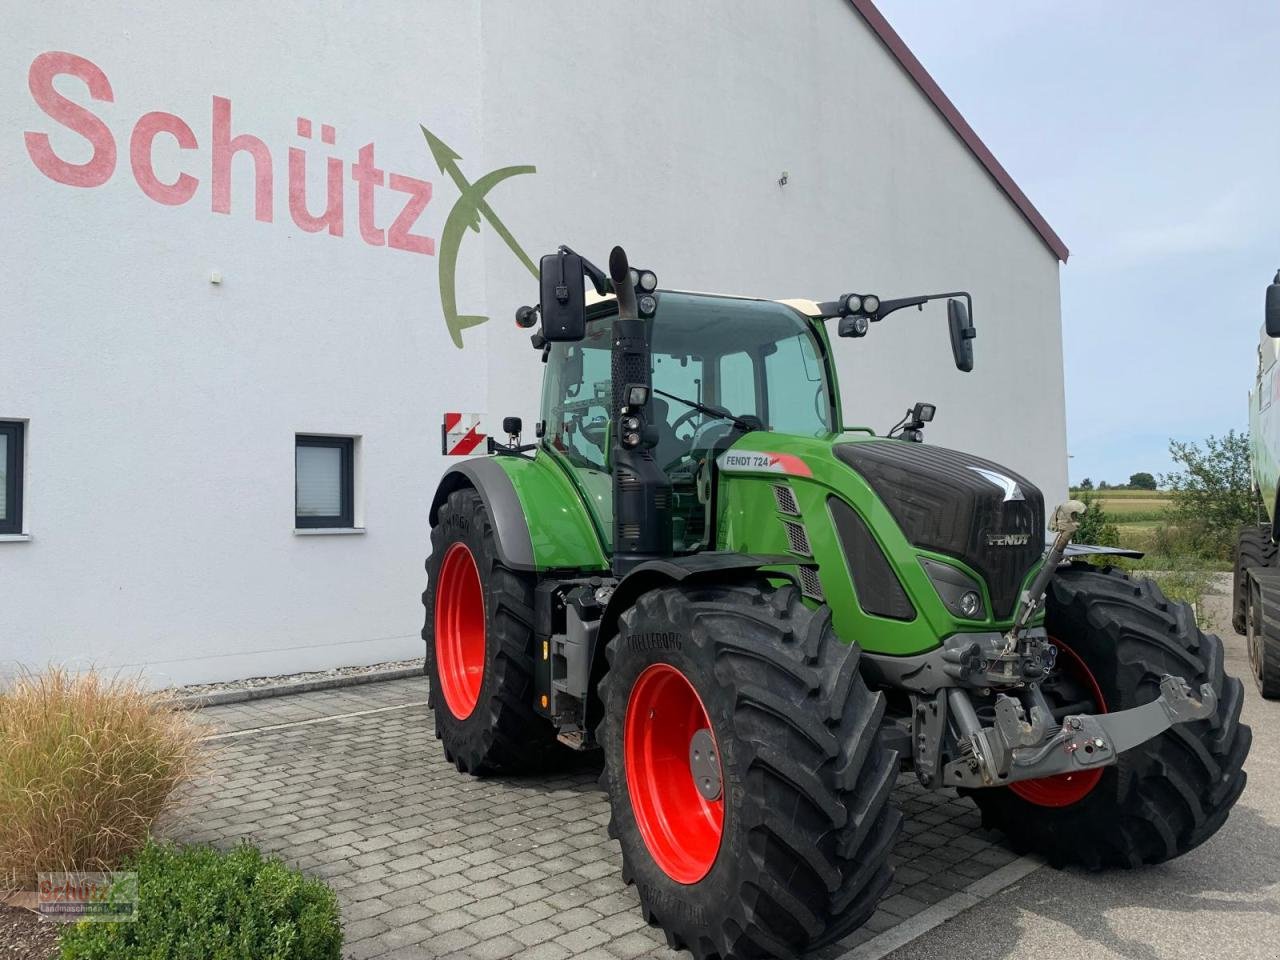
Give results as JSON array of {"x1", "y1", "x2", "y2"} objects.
[{"x1": 607, "y1": 246, "x2": 673, "y2": 576}]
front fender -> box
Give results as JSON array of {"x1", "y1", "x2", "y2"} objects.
[{"x1": 430, "y1": 454, "x2": 608, "y2": 573}]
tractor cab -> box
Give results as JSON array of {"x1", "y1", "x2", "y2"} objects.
[{"x1": 539, "y1": 291, "x2": 836, "y2": 554}]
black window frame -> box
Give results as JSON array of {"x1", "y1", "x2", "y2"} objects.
[
  {"x1": 0, "y1": 421, "x2": 24, "y2": 536},
  {"x1": 295, "y1": 435, "x2": 355, "y2": 529}
]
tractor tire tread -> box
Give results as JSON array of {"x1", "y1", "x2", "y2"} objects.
[
  {"x1": 422, "y1": 488, "x2": 564, "y2": 774},
  {"x1": 1249, "y1": 572, "x2": 1280, "y2": 698},
  {"x1": 598, "y1": 581, "x2": 901, "y2": 960},
  {"x1": 1234, "y1": 525, "x2": 1277, "y2": 634}
]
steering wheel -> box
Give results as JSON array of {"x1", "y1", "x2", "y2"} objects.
[{"x1": 670, "y1": 407, "x2": 705, "y2": 441}]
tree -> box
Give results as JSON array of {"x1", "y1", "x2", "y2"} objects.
[
  {"x1": 1078, "y1": 478, "x2": 1094, "y2": 491},
  {"x1": 1098, "y1": 480, "x2": 1110, "y2": 490},
  {"x1": 1128, "y1": 471, "x2": 1157, "y2": 490},
  {"x1": 1161, "y1": 429, "x2": 1262, "y2": 559}
]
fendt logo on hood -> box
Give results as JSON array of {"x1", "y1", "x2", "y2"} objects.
[
  {"x1": 985, "y1": 531, "x2": 1031, "y2": 547},
  {"x1": 969, "y1": 466, "x2": 1025, "y2": 502}
]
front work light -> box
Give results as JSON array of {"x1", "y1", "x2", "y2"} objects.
[
  {"x1": 863, "y1": 294, "x2": 880, "y2": 314},
  {"x1": 920, "y1": 557, "x2": 987, "y2": 621},
  {"x1": 842, "y1": 293, "x2": 863, "y2": 314},
  {"x1": 638, "y1": 270, "x2": 658, "y2": 292}
]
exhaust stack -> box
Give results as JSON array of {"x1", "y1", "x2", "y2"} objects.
[{"x1": 608, "y1": 246, "x2": 672, "y2": 575}]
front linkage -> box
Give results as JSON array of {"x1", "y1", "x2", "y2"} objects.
[{"x1": 872, "y1": 500, "x2": 1217, "y2": 792}]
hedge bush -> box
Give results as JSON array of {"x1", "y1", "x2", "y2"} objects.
[{"x1": 60, "y1": 841, "x2": 342, "y2": 960}]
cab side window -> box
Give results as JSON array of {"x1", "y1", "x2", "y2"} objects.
[{"x1": 717, "y1": 351, "x2": 757, "y2": 418}]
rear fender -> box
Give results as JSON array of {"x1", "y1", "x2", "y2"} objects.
[{"x1": 430, "y1": 455, "x2": 608, "y2": 573}]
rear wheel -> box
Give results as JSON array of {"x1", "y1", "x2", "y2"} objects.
[
  {"x1": 970, "y1": 564, "x2": 1250, "y2": 869},
  {"x1": 422, "y1": 488, "x2": 562, "y2": 774},
  {"x1": 1246, "y1": 573, "x2": 1280, "y2": 698},
  {"x1": 598, "y1": 581, "x2": 901, "y2": 960},
  {"x1": 1235, "y1": 525, "x2": 1277, "y2": 634}
]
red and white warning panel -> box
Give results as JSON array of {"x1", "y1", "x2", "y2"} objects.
[{"x1": 441, "y1": 412, "x2": 486, "y2": 456}]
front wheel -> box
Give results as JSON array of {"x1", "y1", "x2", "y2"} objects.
[
  {"x1": 970, "y1": 564, "x2": 1251, "y2": 869},
  {"x1": 598, "y1": 581, "x2": 901, "y2": 960}
]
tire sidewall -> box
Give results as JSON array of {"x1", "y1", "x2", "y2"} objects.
[{"x1": 600, "y1": 596, "x2": 748, "y2": 936}]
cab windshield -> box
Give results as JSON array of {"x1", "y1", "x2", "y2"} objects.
[{"x1": 540, "y1": 292, "x2": 834, "y2": 551}]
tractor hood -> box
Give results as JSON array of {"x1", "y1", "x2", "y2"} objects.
[{"x1": 833, "y1": 441, "x2": 1045, "y2": 618}]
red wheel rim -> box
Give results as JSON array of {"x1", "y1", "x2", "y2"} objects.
[
  {"x1": 1010, "y1": 639, "x2": 1107, "y2": 807},
  {"x1": 434, "y1": 542, "x2": 485, "y2": 720},
  {"x1": 624, "y1": 663, "x2": 724, "y2": 883}
]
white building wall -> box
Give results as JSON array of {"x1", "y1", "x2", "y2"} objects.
[{"x1": 0, "y1": 0, "x2": 1066, "y2": 687}]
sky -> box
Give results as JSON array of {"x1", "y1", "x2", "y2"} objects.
[{"x1": 874, "y1": 0, "x2": 1280, "y2": 487}]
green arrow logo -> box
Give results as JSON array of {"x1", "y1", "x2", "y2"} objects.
[{"x1": 421, "y1": 125, "x2": 538, "y2": 348}]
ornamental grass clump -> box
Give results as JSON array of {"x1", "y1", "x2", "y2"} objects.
[{"x1": 0, "y1": 668, "x2": 201, "y2": 889}]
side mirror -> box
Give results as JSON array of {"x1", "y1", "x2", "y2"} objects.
[
  {"x1": 540, "y1": 250, "x2": 587, "y2": 342},
  {"x1": 947, "y1": 299, "x2": 976, "y2": 372},
  {"x1": 1266, "y1": 271, "x2": 1280, "y2": 338}
]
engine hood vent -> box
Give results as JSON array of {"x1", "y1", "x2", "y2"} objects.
[{"x1": 833, "y1": 441, "x2": 1045, "y2": 618}]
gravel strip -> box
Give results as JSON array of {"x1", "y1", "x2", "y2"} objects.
[
  {"x1": 0, "y1": 905, "x2": 58, "y2": 960},
  {"x1": 164, "y1": 658, "x2": 425, "y2": 709}
]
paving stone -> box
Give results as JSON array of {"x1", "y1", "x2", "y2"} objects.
[{"x1": 161, "y1": 676, "x2": 1023, "y2": 960}]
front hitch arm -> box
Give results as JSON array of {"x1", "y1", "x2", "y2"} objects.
[{"x1": 943, "y1": 675, "x2": 1216, "y2": 789}]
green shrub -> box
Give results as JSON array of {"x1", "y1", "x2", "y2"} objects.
[
  {"x1": 1074, "y1": 492, "x2": 1120, "y2": 565},
  {"x1": 0, "y1": 669, "x2": 200, "y2": 890},
  {"x1": 1162, "y1": 429, "x2": 1261, "y2": 561},
  {"x1": 60, "y1": 840, "x2": 342, "y2": 960}
]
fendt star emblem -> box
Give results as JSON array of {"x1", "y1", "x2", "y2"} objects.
[{"x1": 420, "y1": 125, "x2": 538, "y2": 348}]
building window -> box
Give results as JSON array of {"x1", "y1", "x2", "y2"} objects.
[
  {"x1": 0, "y1": 422, "x2": 24, "y2": 535},
  {"x1": 295, "y1": 435, "x2": 354, "y2": 529}
]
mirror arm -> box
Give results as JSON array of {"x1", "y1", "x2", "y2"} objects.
[
  {"x1": 559, "y1": 245, "x2": 609, "y2": 295},
  {"x1": 818, "y1": 291, "x2": 975, "y2": 323},
  {"x1": 874, "y1": 291, "x2": 972, "y2": 323}
]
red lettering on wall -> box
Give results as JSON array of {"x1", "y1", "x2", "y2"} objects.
[
  {"x1": 288, "y1": 119, "x2": 343, "y2": 236},
  {"x1": 24, "y1": 51, "x2": 440, "y2": 259},
  {"x1": 387, "y1": 174, "x2": 434, "y2": 256},
  {"x1": 130, "y1": 111, "x2": 198, "y2": 205},
  {"x1": 211, "y1": 96, "x2": 273, "y2": 222},
  {"x1": 352, "y1": 143, "x2": 385, "y2": 247},
  {"x1": 24, "y1": 51, "x2": 117, "y2": 187}
]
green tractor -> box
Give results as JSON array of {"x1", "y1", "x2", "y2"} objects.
[{"x1": 424, "y1": 246, "x2": 1250, "y2": 959}]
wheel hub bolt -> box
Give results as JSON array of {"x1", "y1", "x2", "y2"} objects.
[{"x1": 689, "y1": 728, "x2": 722, "y2": 801}]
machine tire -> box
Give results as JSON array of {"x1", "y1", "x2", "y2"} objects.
[
  {"x1": 970, "y1": 564, "x2": 1250, "y2": 869},
  {"x1": 1234, "y1": 525, "x2": 1277, "y2": 635},
  {"x1": 422, "y1": 487, "x2": 562, "y2": 774},
  {"x1": 1246, "y1": 572, "x2": 1280, "y2": 698},
  {"x1": 597, "y1": 581, "x2": 901, "y2": 960}
]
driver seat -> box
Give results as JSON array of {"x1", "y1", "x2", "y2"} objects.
[{"x1": 649, "y1": 396, "x2": 687, "y2": 470}]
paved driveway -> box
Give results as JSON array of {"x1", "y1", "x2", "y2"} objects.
[
  {"x1": 879, "y1": 577, "x2": 1280, "y2": 960},
  {"x1": 167, "y1": 678, "x2": 1026, "y2": 960},
  {"x1": 164, "y1": 576, "x2": 1257, "y2": 960}
]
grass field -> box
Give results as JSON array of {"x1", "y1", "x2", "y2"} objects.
[{"x1": 1068, "y1": 488, "x2": 1177, "y2": 555}]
